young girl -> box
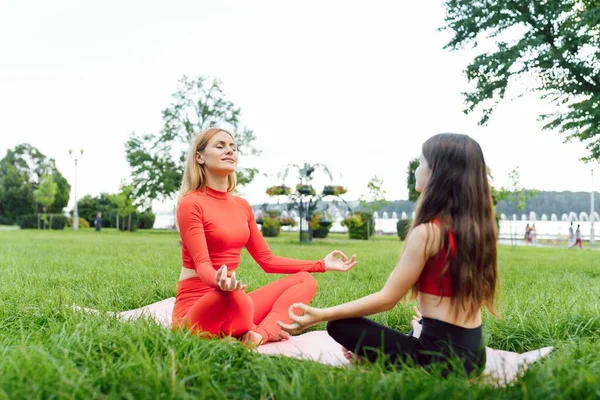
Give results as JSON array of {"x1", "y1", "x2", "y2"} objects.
[
  {"x1": 173, "y1": 128, "x2": 357, "y2": 347},
  {"x1": 278, "y1": 133, "x2": 499, "y2": 377}
]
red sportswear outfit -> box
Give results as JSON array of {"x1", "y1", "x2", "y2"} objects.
[
  {"x1": 416, "y1": 218, "x2": 456, "y2": 297},
  {"x1": 172, "y1": 186, "x2": 325, "y2": 342}
]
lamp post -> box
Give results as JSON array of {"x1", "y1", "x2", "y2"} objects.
[
  {"x1": 591, "y1": 167, "x2": 595, "y2": 245},
  {"x1": 69, "y1": 148, "x2": 84, "y2": 231}
]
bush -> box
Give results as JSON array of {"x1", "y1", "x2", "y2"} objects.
[
  {"x1": 118, "y1": 212, "x2": 140, "y2": 232},
  {"x1": 279, "y1": 216, "x2": 297, "y2": 227},
  {"x1": 311, "y1": 212, "x2": 332, "y2": 239},
  {"x1": 64, "y1": 217, "x2": 89, "y2": 229},
  {"x1": 261, "y1": 215, "x2": 280, "y2": 237},
  {"x1": 17, "y1": 214, "x2": 39, "y2": 229},
  {"x1": 50, "y1": 215, "x2": 67, "y2": 230},
  {"x1": 266, "y1": 209, "x2": 281, "y2": 218},
  {"x1": 341, "y1": 211, "x2": 375, "y2": 240},
  {"x1": 0, "y1": 215, "x2": 15, "y2": 225},
  {"x1": 17, "y1": 214, "x2": 70, "y2": 230},
  {"x1": 138, "y1": 211, "x2": 156, "y2": 229},
  {"x1": 106, "y1": 210, "x2": 141, "y2": 232},
  {"x1": 397, "y1": 219, "x2": 412, "y2": 241}
]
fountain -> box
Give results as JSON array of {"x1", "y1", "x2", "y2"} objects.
[{"x1": 569, "y1": 212, "x2": 578, "y2": 222}]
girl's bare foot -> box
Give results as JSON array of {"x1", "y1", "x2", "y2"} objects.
[
  {"x1": 341, "y1": 347, "x2": 366, "y2": 364},
  {"x1": 241, "y1": 330, "x2": 263, "y2": 349},
  {"x1": 410, "y1": 306, "x2": 423, "y2": 338},
  {"x1": 269, "y1": 330, "x2": 290, "y2": 342}
]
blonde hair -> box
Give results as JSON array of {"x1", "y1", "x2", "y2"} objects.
[{"x1": 178, "y1": 128, "x2": 237, "y2": 203}]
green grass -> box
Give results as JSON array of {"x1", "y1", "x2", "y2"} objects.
[{"x1": 0, "y1": 230, "x2": 598, "y2": 399}]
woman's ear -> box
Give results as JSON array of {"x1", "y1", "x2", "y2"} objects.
[{"x1": 196, "y1": 152, "x2": 204, "y2": 165}]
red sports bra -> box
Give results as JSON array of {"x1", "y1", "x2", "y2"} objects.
[{"x1": 416, "y1": 218, "x2": 456, "y2": 297}]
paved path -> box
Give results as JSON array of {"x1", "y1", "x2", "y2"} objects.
[{"x1": 498, "y1": 238, "x2": 600, "y2": 250}]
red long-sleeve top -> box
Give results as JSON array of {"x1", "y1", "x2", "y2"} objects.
[{"x1": 177, "y1": 186, "x2": 326, "y2": 288}]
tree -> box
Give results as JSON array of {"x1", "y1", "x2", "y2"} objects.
[
  {"x1": 126, "y1": 76, "x2": 260, "y2": 208},
  {"x1": 34, "y1": 174, "x2": 58, "y2": 229},
  {"x1": 342, "y1": 176, "x2": 387, "y2": 240},
  {"x1": 0, "y1": 165, "x2": 35, "y2": 223},
  {"x1": 359, "y1": 176, "x2": 388, "y2": 214},
  {"x1": 0, "y1": 144, "x2": 70, "y2": 214},
  {"x1": 406, "y1": 158, "x2": 420, "y2": 202},
  {"x1": 34, "y1": 174, "x2": 57, "y2": 213},
  {"x1": 492, "y1": 166, "x2": 539, "y2": 245},
  {"x1": 77, "y1": 193, "x2": 118, "y2": 227},
  {"x1": 494, "y1": 167, "x2": 539, "y2": 212},
  {"x1": 442, "y1": 1, "x2": 600, "y2": 160},
  {"x1": 110, "y1": 184, "x2": 138, "y2": 231}
]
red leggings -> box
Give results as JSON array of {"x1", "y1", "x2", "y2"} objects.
[{"x1": 175, "y1": 271, "x2": 317, "y2": 342}]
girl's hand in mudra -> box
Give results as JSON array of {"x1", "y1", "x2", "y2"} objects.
[
  {"x1": 277, "y1": 303, "x2": 325, "y2": 335},
  {"x1": 215, "y1": 265, "x2": 247, "y2": 292},
  {"x1": 324, "y1": 250, "x2": 357, "y2": 272}
]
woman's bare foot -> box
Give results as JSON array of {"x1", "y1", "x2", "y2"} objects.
[
  {"x1": 341, "y1": 347, "x2": 366, "y2": 365},
  {"x1": 241, "y1": 330, "x2": 263, "y2": 349}
]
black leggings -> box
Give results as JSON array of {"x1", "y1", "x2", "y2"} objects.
[{"x1": 327, "y1": 317, "x2": 486, "y2": 377}]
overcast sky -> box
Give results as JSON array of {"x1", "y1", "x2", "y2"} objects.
[{"x1": 1, "y1": 0, "x2": 596, "y2": 212}]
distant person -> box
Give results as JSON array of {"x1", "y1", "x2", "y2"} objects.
[
  {"x1": 568, "y1": 222, "x2": 575, "y2": 248},
  {"x1": 575, "y1": 224, "x2": 582, "y2": 249},
  {"x1": 94, "y1": 212, "x2": 102, "y2": 232},
  {"x1": 531, "y1": 223, "x2": 537, "y2": 244},
  {"x1": 524, "y1": 224, "x2": 533, "y2": 244}
]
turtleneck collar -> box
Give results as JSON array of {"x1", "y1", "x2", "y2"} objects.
[{"x1": 199, "y1": 185, "x2": 230, "y2": 200}]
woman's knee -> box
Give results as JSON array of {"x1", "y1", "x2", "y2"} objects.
[{"x1": 295, "y1": 271, "x2": 318, "y2": 294}]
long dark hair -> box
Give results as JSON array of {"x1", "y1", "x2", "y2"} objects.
[{"x1": 411, "y1": 133, "x2": 499, "y2": 320}]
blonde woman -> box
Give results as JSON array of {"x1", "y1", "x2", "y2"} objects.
[{"x1": 173, "y1": 128, "x2": 357, "y2": 346}]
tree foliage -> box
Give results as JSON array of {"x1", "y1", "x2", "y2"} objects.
[
  {"x1": 359, "y1": 176, "x2": 388, "y2": 213},
  {"x1": 34, "y1": 174, "x2": 58, "y2": 212},
  {"x1": 442, "y1": 0, "x2": 600, "y2": 160},
  {"x1": 491, "y1": 166, "x2": 539, "y2": 212},
  {"x1": 0, "y1": 144, "x2": 70, "y2": 222},
  {"x1": 406, "y1": 158, "x2": 420, "y2": 202},
  {"x1": 126, "y1": 76, "x2": 260, "y2": 207}
]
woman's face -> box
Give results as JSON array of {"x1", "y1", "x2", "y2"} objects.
[
  {"x1": 196, "y1": 130, "x2": 238, "y2": 176},
  {"x1": 414, "y1": 153, "x2": 432, "y2": 193}
]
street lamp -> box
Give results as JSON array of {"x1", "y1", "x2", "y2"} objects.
[
  {"x1": 591, "y1": 166, "x2": 596, "y2": 245},
  {"x1": 69, "y1": 148, "x2": 84, "y2": 231}
]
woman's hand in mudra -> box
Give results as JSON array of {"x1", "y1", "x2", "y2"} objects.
[
  {"x1": 324, "y1": 250, "x2": 357, "y2": 272},
  {"x1": 215, "y1": 265, "x2": 247, "y2": 292},
  {"x1": 277, "y1": 303, "x2": 325, "y2": 335}
]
